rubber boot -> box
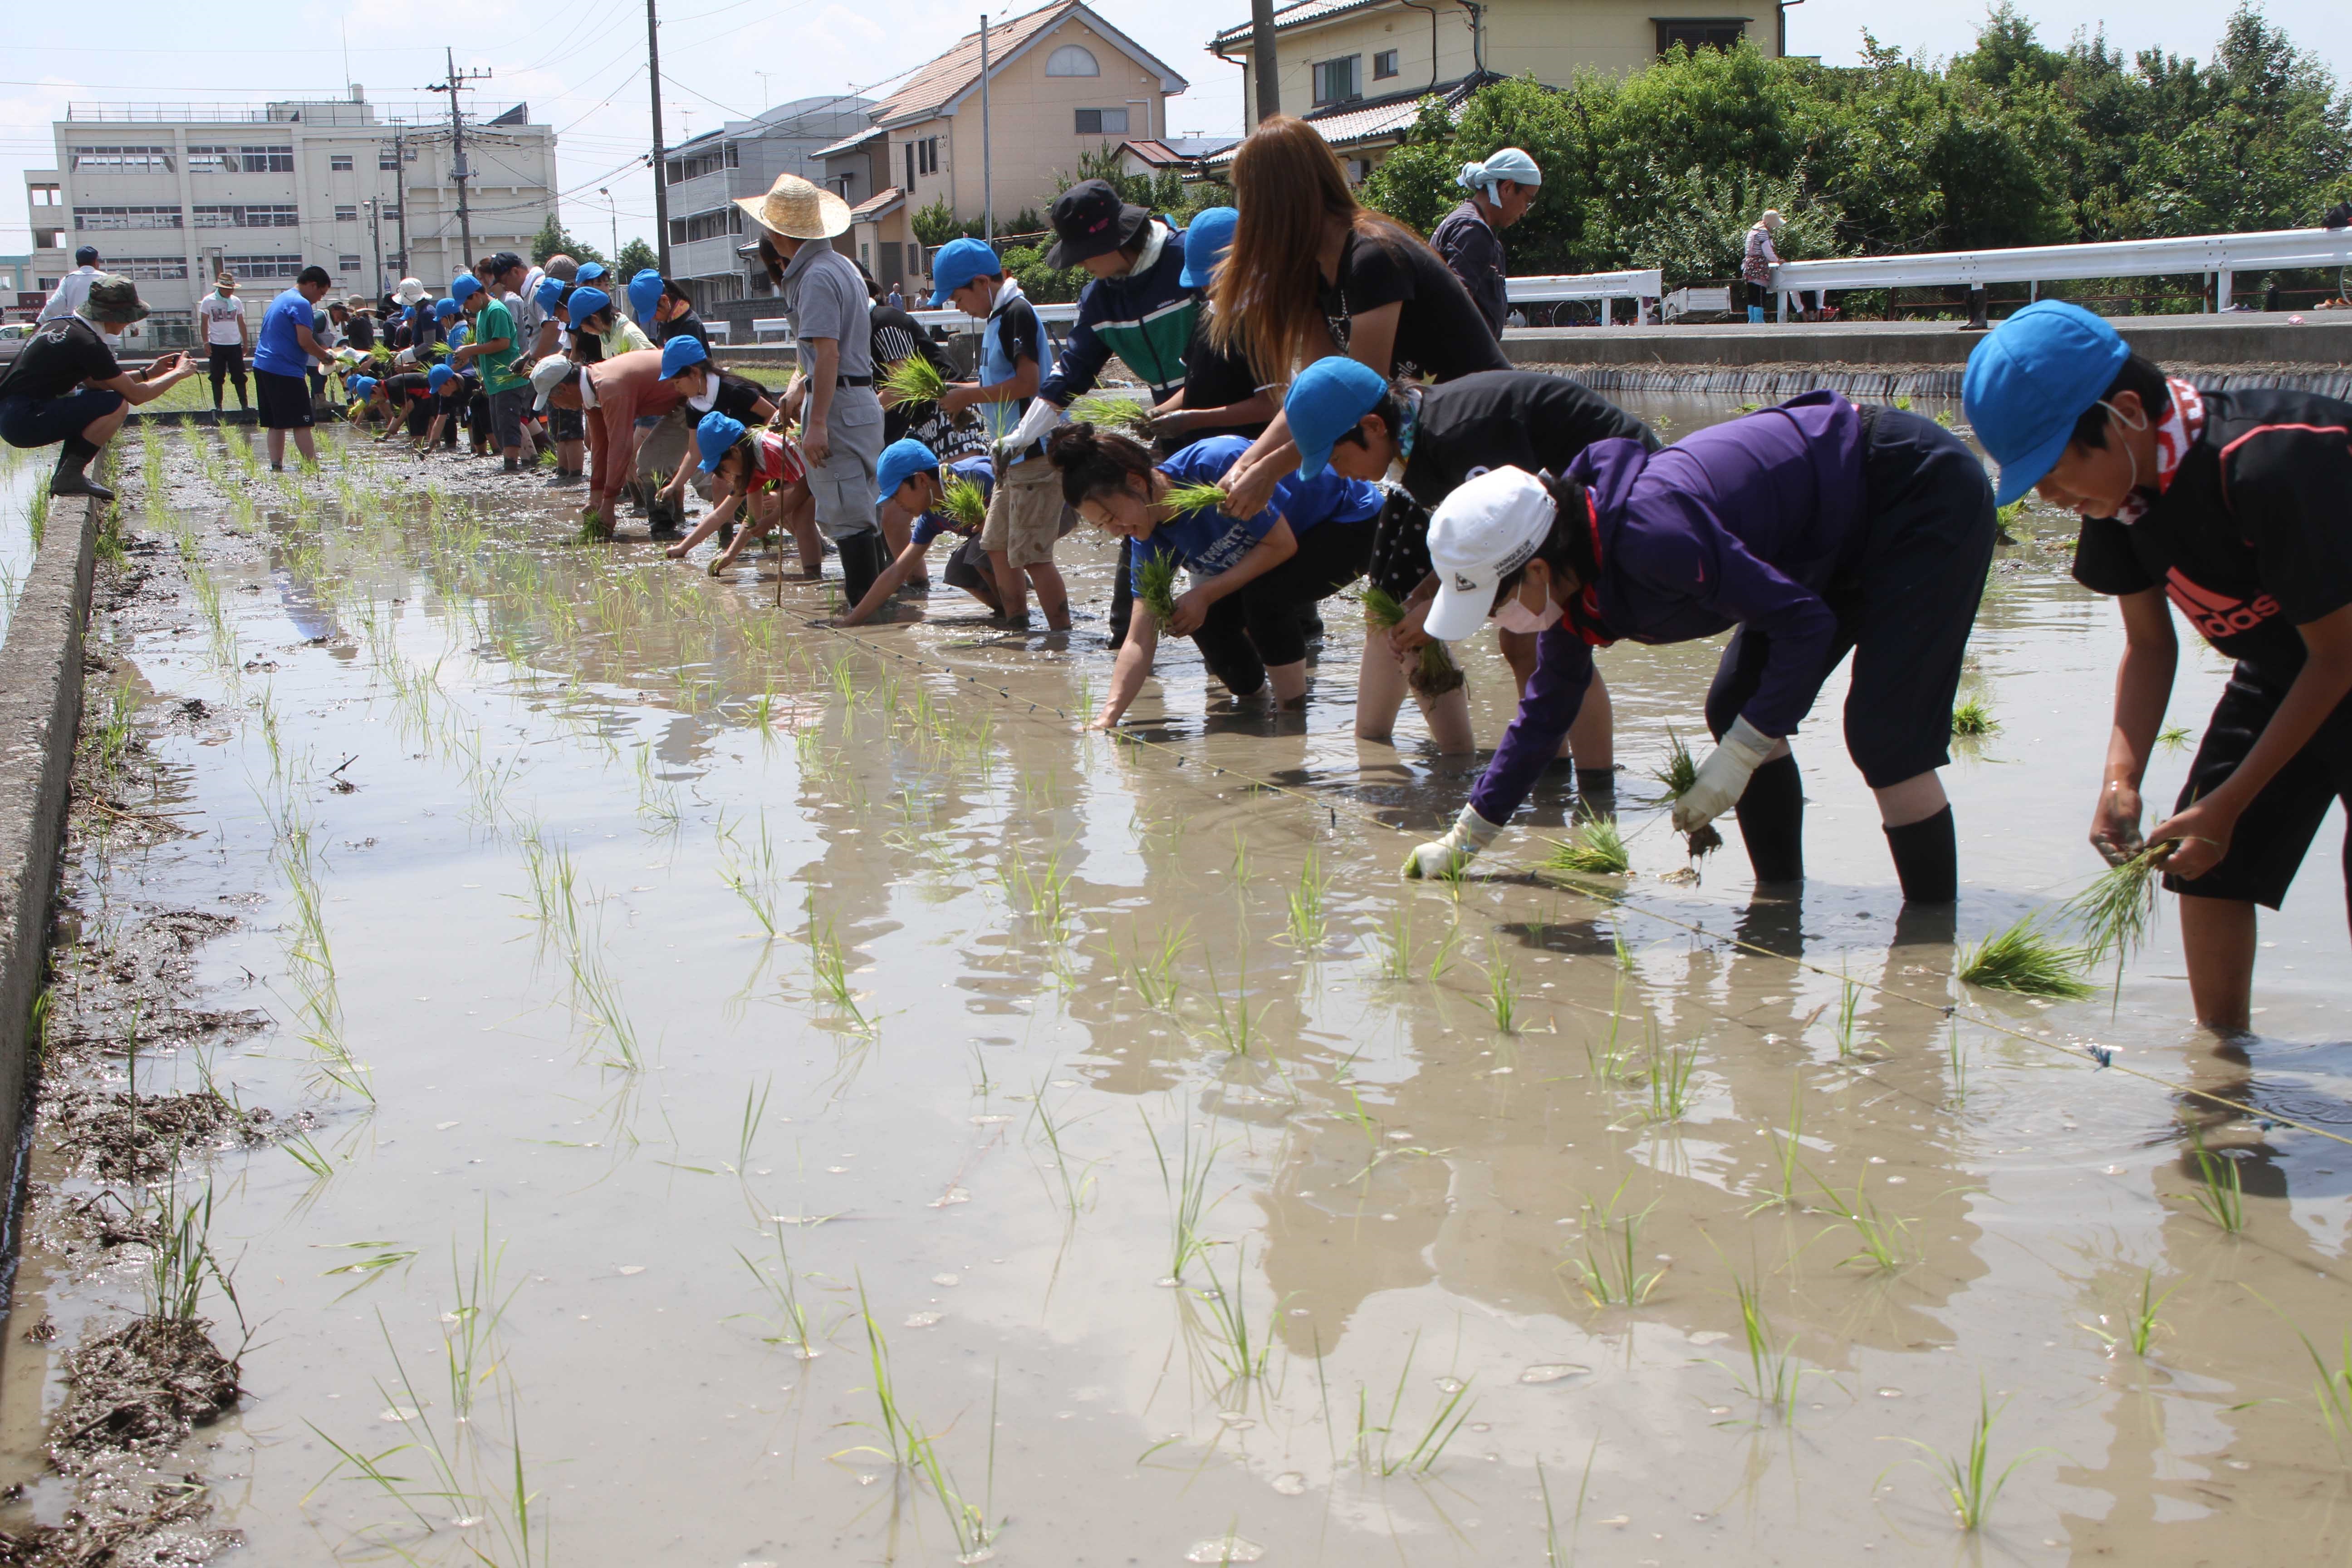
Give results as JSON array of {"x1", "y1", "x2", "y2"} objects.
[
  {"x1": 1884, "y1": 806, "x2": 1958, "y2": 904},
  {"x1": 1733, "y1": 753, "x2": 1804, "y2": 885},
  {"x1": 838, "y1": 531, "x2": 887, "y2": 610},
  {"x1": 50, "y1": 437, "x2": 113, "y2": 501}
]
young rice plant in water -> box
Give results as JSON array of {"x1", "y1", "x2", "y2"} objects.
[{"x1": 1959, "y1": 916, "x2": 2094, "y2": 1000}]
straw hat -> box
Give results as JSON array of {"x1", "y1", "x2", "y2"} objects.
[{"x1": 733, "y1": 172, "x2": 851, "y2": 241}]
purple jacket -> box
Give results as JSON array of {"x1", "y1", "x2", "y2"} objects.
[{"x1": 1470, "y1": 392, "x2": 1867, "y2": 824}]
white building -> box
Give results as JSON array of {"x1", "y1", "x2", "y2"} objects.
[
  {"x1": 660, "y1": 95, "x2": 877, "y2": 310},
  {"x1": 21, "y1": 88, "x2": 558, "y2": 344}
]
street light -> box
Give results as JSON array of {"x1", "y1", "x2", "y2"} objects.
[{"x1": 598, "y1": 187, "x2": 619, "y2": 261}]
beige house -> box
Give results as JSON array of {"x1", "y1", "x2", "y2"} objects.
[
  {"x1": 1208, "y1": 0, "x2": 1784, "y2": 172},
  {"x1": 813, "y1": 0, "x2": 1189, "y2": 295}
]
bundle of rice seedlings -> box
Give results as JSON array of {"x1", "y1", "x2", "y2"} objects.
[
  {"x1": 1067, "y1": 392, "x2": 1156, "y2": 438},
  {"x1": 1160, "y1": 480, "x2": 1232, "y2": 517},
  {"x1": 1958, "y1": 916, "x2": 2095, "y2": 1000},
  {"x1": 878, "y1": 354, "x2": 946, "y2": 407},
  {"x1": 2060, "y1": 843, "x2": 2170, "y2": 1007},
  {"x1": 1546, "y1": 818, "x2": 1630, "y2": 877},
  {"x1": 940, "y1": 474, "x2": 988, "y2": 532},
  {"x1": 1362, "y1": 584, "x2": 1464, "y2": 696},
  {"x1": 1950, "y1": 697, "x2": 1999, "y2": 738},
  {"x1": 1137, "y1": 548, "x2": 1182, "y2": 625},
  {"x1": 1646, "y1": 728, "x2": 1720, "y2": 857}
]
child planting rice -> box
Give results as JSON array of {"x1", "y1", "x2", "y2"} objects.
[
  {"x1": 1966, "y1": 300, "x2": 2352, "y2": 1035},
  {"x1": 1048, "y1": 424, "x2": 1382, "y2": 727},
  {"x1": 837, "y1": 438, "x2": 1004, "y2": 626},
  {"x1": 667, "y1": 411, "x2": 816, "y2": 576}
]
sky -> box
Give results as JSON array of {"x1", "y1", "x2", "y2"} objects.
[{"x1": 0, "y1": 0, "x2": 2343, "y2": 258}]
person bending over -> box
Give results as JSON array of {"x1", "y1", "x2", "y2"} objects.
[
  {"x1": 838, "y1": 437, "x2": 1004, "y2": 626},
  {"x1": 667, "y1": 411, "x2": 815, "y2": 576}
]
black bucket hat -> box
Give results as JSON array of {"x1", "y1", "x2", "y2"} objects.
[{"x1": 1045, "y1": 179, "x2": 1147, "y2": 269}]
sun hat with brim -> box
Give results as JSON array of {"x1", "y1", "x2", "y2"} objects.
[
  {"x1": 395, "y1": 277, "x2": 428, "y2": 304},
  {"x1": 660, "y1": 335, "x2": 708, "y2": 379},
  {"x1": 1284, "y1": 356, "x2": 1387, "y2": 480},
  {"x1": 875, "y1": 437, "x2": 941, "y2": 503},
  {"x1": 696, "y1": 412, "x2": 748, "y2": 472},
  {"x1": 1179, "y1": 206, "x2": 1238, "y2": 290},
  {"x1": 1424, "y1": 466, "x2": 1558, "y2": 643},
  {"x1": 530, "y1": 355, "x2": 575, "y2": 412},
  {"x1": 1045, "y1": 179, "x2": 1146, "y2": 270},
  {"x1": 1962, "y1": 299, "x2": 2131, "y2": 507},
  {"x1": 566, "y1": 287, "x2": 612, "y2": 327},
  {"x1": 79, "y1": 275, "x2": 150, "y2": 325},
  {"x1": 928, "y1": 237, "x2": 1003, "y2": 307},
  {"x1": 734, "y1": 172, "x2": 852, "y2": 241}
]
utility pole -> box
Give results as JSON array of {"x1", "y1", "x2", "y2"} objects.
[
  {"x1": 979, "y1": 14, "x2": 992, "y2": 244},
  {"x1": 366, "y1": 196, "x2": 385, "y2": 296},
  {"x1": 646, "y1": 0, "x2": 671, "y2": 275},
  {"x1": 390, "y1": 121, "x2": 409, "y2": 277},
  {"x1": 1249, "y1": 0, "x2": 1281, "y2": 126},
  {"x1": 428, "y1": 49, "x2": 493, "y2": 271}
]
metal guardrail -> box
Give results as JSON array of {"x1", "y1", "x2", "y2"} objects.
[
  {"x1": 1770, "y1": 225, "x2": 2352, "y2": 319},
  {"x1": 1505, "y1": 269, "x2": 1663, "y2": 328}
]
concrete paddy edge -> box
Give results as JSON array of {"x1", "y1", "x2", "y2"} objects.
[{"x1": 0, "y1": 492, "x2": 98, "y2": 1264}]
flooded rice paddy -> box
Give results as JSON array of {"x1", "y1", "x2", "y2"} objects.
[{"x1": 5, "y1": 394, "x2": 2351, "y2": 1565}]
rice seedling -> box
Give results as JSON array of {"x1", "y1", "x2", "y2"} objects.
[
  {"x1": 2060, "y1": 844, "x2": 2166, "y2": 1007},
  {"x1": 1190, "y1": 1237, "x2": 1274, "y2": 1383},
  {"x1": 1545, "y1": 817, "x2": 1629, "y2": 877},
  {"x1": 2181, "y1": 1131, "x2": 2246, "y2": 1233},
  {"x1": 1818, "y1": 1170, "x2": 1914, "y2": 1273},
  {"x1": 1565, "y1": 1175, "x2": 1664, "y2": 1307},
  {"x1": 1945, "y1": 1018, "x2": 1970, "y2": 1100},
  {"x1": 1200, "y1": 943, "x2": 1258, "y2": 1056},
  {"x1": 940, "y1": 474, "x2": 988, "y2": 532},
  {"x1": 1481, "y1": 945, "x2": 1519, "y2": 1034},
  {"x1": 1161, "y1": 478, "x2": 1231, "y2": 517},
  {"x1": 2084, "y1": 1269, "x2": 2175, "y2": 1357},
  {"x1": 1423, "y1": 916, "x2": 1462, "y2": 982},
  {"x1": 1353, "y1": 1333, "x2": 1477, "y2": 1477},
  {"x1": 1124, "y1": 921, "x2": 1188, "y2": 1011},
  {"x1": 1538, "y1": 1440, "x2": 1602, "y2": 1567},
  {"x1": 568, "y1": 943, "x2": 642, "y2": 1071},
  {"x1": 1646, "y1": 728, "x2": 1721, "y2": 857},
  {"x1": 732, "y1": 1227, "x2": 821, "y2": 1357},
  {"x1": 283, "y1": 1131, "x2": 337, "y2": 1179},
  {"x1": 851, "y1": 1277, "x2": 913, "y2": 1466},
  {"x1": 804, "y1": 896, "x2": 872, "y2": 1031},
  {"x1": 1725, "y1": 1269, "x2": 1802, "y2": 1419},
  {"x1": 2158, "y1": 724, "x2": 2193, "y2": 751},
  {"x1": 878, "y1": 353, "x2": 948, "y2": 407},
  {"x1": 27, "y1": 485, "x2": 49, "y2": 549},
  {"x1": 1135, "y1": 547, "x2": 1181, "y2": 626},
  {"x1": 1958, "y1": 916, "x2": 2095, "y2": 1000},
  {"x1": 1360, "y1": 584, "x2": 1464, "y2": 696},
  {"x1": 1833, "y1": 966, "x2": 1869, "y2": 1058},
  {"x1": 1645, "y1": 1039, "x2": 1699, "y2": 1122},
  {"x1": 999, "y1": 847, "x2": 1075, "y2": 945},
  {"x1": 1587, "y1": 986, "x2": 1634, "y2": 1085},
  {"x1": 1143, "y1": 1113, "x2": 1223, "y2": 1284},
  {"x1": 1285, "y1": 850, "x2": 1329, "y2": 949},
  {"x1": 1886, "y1": 1379, "x2": 2052, "y2": 1531},
  {"x1": 733, "y1": 1075, "x2": 772, "y2": 1174},
  {"x1": 1369, "y1": 903, "x2": 1414, "y2": 980},
  {"x1": 1950, "y1": 696, "x2": 1999, "y2": 738},
  {"x1": 1066, "y1": 390, "x2": 1156, "y2": 437},
  {"x1": 314, "y1": 1241, "x2": 420, "y2": 1298},
  {"x1": 1027, "y1": 1083, "x2": 1099, "y2": 1216}
]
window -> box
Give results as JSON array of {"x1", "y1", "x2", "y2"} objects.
[
  {"x1": 220, "y1": 254, "x2": 302, "y2": 279},
  {"x1": 904, "y1": 135, "x2": 939, "y2": 189},
  {"x1": 725, "y1": 142, "x2": 740, "y2": 168},
  {"x1": 335, "y1": 205, "x2": 359, "y2": 223},
  {"x1": 339, "y1": 254, "x2": 363, "y2": 271},
  {"x1": 193, "y1": 205, "x2": 301, "y2": 228},
  {"x1": 187, "y1": 145, "x2": 233, "y2": 173},
  {"x1": 665, "y1": 146, "x2": 731, "y2": 183},
  {"x1": 1374, "y1": 49, "x2": 1399, "y2": 78},
  {"x1": 239, "y1": 145, "x2": 296, "y2": 173},
  {"x1": 73, "y1": 206, "x2": 182, "y2": 231},
  {"x1": 1655, "y1": 18, "x2": 1746, "y2": 54},
  {"x1": 70, "y1": 145, "x2": 174, "y2": 172},
  {"x1": 1074, "y1": 108, "x2": 1129, "y2": 135},
  {"x1": 669, "y1": 207, "x2": 739, "y2": 245},
  {"x1": 1313, "y1": 56, "x2": 1362, "y2": 105},
  {"x1": 907, "y1": 243, "x2": 922, "y2": 277},
  {"x1": 381, "y1": 204, "x2": 400, "y2": 222},
  {"x1": 1044, "y1": 44, "x2": 1100, "y2": 76},
  {"x1": 111, "y1": 257, "x2": 189, "y2": 281},
  {"x1": 29, "y1": 184, "x2": 61, "y2": 207},
  {"x1": 379, "y1": 148, "x2": 401, "y2": 170},
  {"x1": 330, "y1": 154, "x2": 354, "y2": 171}
]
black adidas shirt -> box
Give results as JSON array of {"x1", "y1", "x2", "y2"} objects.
[
  {"x1": 2073, "y1": 387, "x2": 2352, "y2": 669},
  {"x1": 1399, "y1": 371, "x2": 1659, "y2": 507}
]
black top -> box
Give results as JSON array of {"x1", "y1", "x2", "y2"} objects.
[
  {"x1": 711, "y1": 372, "x2": 771, "y2": 423},
  {"x1": 990, "y1": 297, "x2": 1047, "y2": 461},
  {"x1": 345, "y1": 312, "x2": 377, "y2": 352},
  {"x1": 1429, "y1": 202, "x2": 1509, "y2": 339},
  {"x1": 383, "y1": 372, "x2": 431, "y2": 404},
  {"x1": 1176, "y1": 310, "x2": 1269, "y2": 447},
  {"x1": 2073, "y1": 386, "x2": 2352, "y2": 668},
  {"x1": 1318, "y1": 226, "x2": 1511, "y2": 385},
  {"x1": 0, "y1": 315, "x2": 121, "y2": 404},
  {"x1": 659, "y1": 309, "x2": 711, "y2": 352},
  {"x1": 1400, "y1": 371, "x2": 1659, "y2": 507},
  {"x1": 871, "y1": 301, "x2": 947, "y2": 444}
]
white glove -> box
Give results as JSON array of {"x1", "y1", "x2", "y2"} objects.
[
  {"x1": 996, "y1": 396, "x2": 1063, "y2": 459},
  {"x1": 1671, "y1": 717, "x2": 1778, "y2": 833},
  {"x1": 1402, "y1": 804, "x2": 1505, "y2": 880}
]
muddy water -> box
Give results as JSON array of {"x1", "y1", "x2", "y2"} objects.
[{"x1": 10, "y1": 403, "x2": 2352, "y2": 1564}]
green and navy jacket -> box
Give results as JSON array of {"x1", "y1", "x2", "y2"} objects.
[{"x1": 1039, "y1": 222, "x2": 1197, "y2": 405}]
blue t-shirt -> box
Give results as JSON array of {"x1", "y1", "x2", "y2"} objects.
[
  {"x1": 1132, "y1": 435, "x2": 1381, "y2": 590},
  {"x1": 253, "y1": 289, "x2": 317, "y2": 377},
  {"x1": 911, "y1": 456, "x2": 996, "y2": 547}
]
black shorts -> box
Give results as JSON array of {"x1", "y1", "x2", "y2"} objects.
[
  {"x1": 550, "y1": 406, "x2": 585, "y2": 442},
  {"x1": 1366, "y1": 487, "x2": 1435, "y2": 602},
  {"x1": 1703, "y1": 407, "x2": 1994, "y2": 788},
  {"x1": 1192, "y1": 514, "x2": 1375, "y2": 695},
  {"x1": 403, "y1": 398, "x2": 433, "y2": 439},
  {"x1": 254, "y1": 370, "x2": 314, "y2": 430},
  {"x1": 941, "y1": 533, "x2": 992, "y2": 597},
  {"x1": 206, "y1": 344, "x2": 246, "y2": 380},
  {"x1": 2166, "y1": 662, "x2": 2352, "y2": 911}
]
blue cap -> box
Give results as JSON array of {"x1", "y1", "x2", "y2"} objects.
[
  {"x1": 575, "y1": 261, "x2": 607, "y2": 285},
  {"x1": 660, "y1": 334, "x2": 709, "y2": 379},
  {"x1": 450, "y1": 273, "x2": 482, "y2": 305},
  {"x1": 74, "y1": 245, "x2": 99, "y2": 266},
  {"x1": 349, "y1": 376, "x2": 379, "y2": 398},
  {"x1": 433, "y1": 297, "x2": 459, "y2": 320},
  {"x1": 875, "y1": 437, "x2": 941, "y2": 502},
  {"x1": 1180, "y1": 207, "x2": 1238, "y2": 290},
  {"x1": 1284, "y1": 356, "x2": 1389, "y2": 479},
  {"x1": 427, "y1": 364, "x2": 456, "y2": 391},
  {"x1": 1962, "y1": 300, "x2": 2131, "y2": 506},
  {"x1": 567, "y1": 287, "x2": 611, "y2": 327},
  {"x1": 929, "y1": 236, "x2": 1002, "y2": 307},
  {"x1": 627, "y1": 269, "x2": 665, "y2": 323},
  {"x1": 695, "y1": 411, "x2": 747, "y2": 472},
  {"x1": 534, "y1": 277, "x2": 566, "y2": 315}
]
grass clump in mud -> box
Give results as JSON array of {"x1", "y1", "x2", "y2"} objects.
[
  {"x1": 1950, "y1": 696, "x2": 1999, "y2": 739},
  {"x1": 1959, "y1": 916, "x2": 2094, "y2": 1000},
  {"x1": 1361, "y1": 585, "x2": 1464, "y2": 697},
  {"x1": 1545, "y1": 818, "x2": 1629, "y2": 877}
]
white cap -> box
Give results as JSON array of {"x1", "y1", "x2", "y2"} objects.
[
  {"x1": 530, "y1": 355, "x2": 575, "y2": 411},
  {"x1": 1424, "y1": 466, "x2": 1556, "y2": 642},
  {"x1": 395, "y1": 277, "x2": 428, "y2": 304}
]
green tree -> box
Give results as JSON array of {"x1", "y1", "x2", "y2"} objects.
[
  {"x1": 614, "y1": 237, "x2": 659, "y2": 279},
  {"x1": 529, "y1": 213, "x2": 604, "y2": 267}
]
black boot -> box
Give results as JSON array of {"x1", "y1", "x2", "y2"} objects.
[
  {"x1": 50, "y1": 437, "x2": 112, "y2": 501},
  {"x1": 838, "y1": 531, "x2": 887, "y2": 609},
  {"x1": 1733, "y1": 753, "x2": 1805, "y2": 885},
  {"x1": 1884, "y1": 805, "x2": 1958, "y2": 904}
]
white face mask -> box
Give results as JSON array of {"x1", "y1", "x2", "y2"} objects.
[{"x1": 1492, "y1": 594, "x2": 1562, "y2": 635}]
